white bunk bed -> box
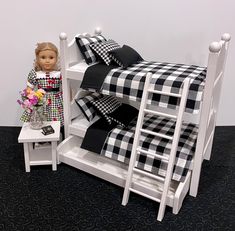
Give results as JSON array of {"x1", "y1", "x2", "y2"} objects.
[{"x1": 57, "y1": 29, "x2": 231, "y2": 220}]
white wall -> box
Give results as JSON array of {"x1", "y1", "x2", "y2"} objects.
[{"x1": 0, "y1": 0, "x2": 234, "y2": 126}]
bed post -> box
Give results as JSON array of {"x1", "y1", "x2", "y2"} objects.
[
  {"x1": 60, "y1": 32, "x2": 70, "y2": 138},
  {"x1": 190, "y1": 34, "x2": 231, "y2": 197},
  {"x1": 203, "y1": 33, "x2": 231, "y2": 161},
  {"x1": 94, "y1": 27, "x2": 102, "y2": 35}
]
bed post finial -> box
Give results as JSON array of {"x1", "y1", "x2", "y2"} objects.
[
  {"x1": 60, "y1": 32, "x2": 67, "y2": 40},
  {"x1": 221, "y1": 33, "x2": 231, "y2": 42},
  {"x1": 209, "y1": 42, "x2": 221, "y2": 53},
  {"x1": 95, "y1": 27, "x2": 102, "y2": 35}
]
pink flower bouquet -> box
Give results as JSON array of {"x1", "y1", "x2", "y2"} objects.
[{"x1": 17, "y1": 88, "x2": 46, "y2": 112}]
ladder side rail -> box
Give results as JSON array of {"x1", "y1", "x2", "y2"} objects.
[
  {"x1": 122, "y1": 72, "x2": 153, "y2": 205},
  {"x1": 157, "y1": 78, "x2": 190, "y2": 221}
]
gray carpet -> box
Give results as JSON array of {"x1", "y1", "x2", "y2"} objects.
[{"x1": 0, "y1": 126, "x2": 234, "y2": 231}]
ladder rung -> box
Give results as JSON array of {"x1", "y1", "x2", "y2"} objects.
[
  {"x1": 137, "y1": 147, "x2": 169, "y2": 161},
  {"x1": 129, "y1": 187, "x2": 161, "y2": 203},
  {"x1": 148, "y1": 89, "x2": 182, "y2": 98},
  {"x1": 144, "y1": 109, "x2": 177, "y2": 119},
  {"x1": 140, "y1": 129, "x2": 173, "y2": 140},
  {"x1": 133, "y1": 167, "x2": 165, "y2": 182}
]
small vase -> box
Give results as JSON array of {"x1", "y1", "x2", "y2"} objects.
[{"x1": 30, "y1": 106, "x2": 45, "y2": 130}]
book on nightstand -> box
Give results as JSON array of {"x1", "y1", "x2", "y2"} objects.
[{"x1": 41, "y1": 125, "x2": 55, "y2": 135}]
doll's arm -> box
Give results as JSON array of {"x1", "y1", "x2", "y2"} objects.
[{"x1": 27, "y1": 69, "x2": 37, "y2": 89}]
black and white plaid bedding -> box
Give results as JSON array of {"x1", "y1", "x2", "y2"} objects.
[
  {"x1": 101, "y1": 114, "x2": 198, "y2": 182},
  {"x1": 101, "y1": 61, "x2": 207, "y2": 114}
]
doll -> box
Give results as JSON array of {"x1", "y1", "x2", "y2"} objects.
[{"x1": 21, "y1": 42, "x2": 64, "y2": 127}]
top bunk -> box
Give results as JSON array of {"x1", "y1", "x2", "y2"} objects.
[{"x1": 60, "y1": 29, "x2": 231, "y2": 128}]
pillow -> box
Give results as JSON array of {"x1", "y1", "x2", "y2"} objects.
[
  {"x1": 75, "y1": 35, "x2": 106, "y2": 65},
  {"x1": 90, "y1": 40, "x2": 121, "y2": 65},
  {"x1": 109, "y1": 45, "x2": 143, "y2": 68},
  {"x1": 90, "y1": 95, "x2": 122, "y2": 124},
  {"x1": 107, "y1": 103, "x2": 139, "y2": 128},
  {"x1": 75, "y1": 92, "x2": 103, "y2": 121}
]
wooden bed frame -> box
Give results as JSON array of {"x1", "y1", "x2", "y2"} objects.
[{"x1": 57, "y1": 28, "x2": 231, "y2": 219}]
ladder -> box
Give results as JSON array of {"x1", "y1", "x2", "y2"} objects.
[{"x1": 122, "y1": 72, "x2": 190, "y2": 221}]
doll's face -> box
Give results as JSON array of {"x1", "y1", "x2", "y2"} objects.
[{"x1": 37, "y1": 50, "x2": 57, "y2": 72}]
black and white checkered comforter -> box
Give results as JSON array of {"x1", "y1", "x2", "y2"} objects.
[
  {"x1": 101, "y1": 114, "x2": 198, "y2": 182},
  {"x1": 101, "y1": 61, "x2": 207, "y2": 114}
]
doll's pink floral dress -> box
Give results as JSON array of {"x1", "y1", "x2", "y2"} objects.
[{"x1": 21, "y1": 69, "x2": 64, "y2": 126}]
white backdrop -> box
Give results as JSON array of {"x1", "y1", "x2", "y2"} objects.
[{"x1": 0, "y1": 0, "x2": 234, "y2": 126}]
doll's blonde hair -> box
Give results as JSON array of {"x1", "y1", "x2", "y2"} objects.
[{"x1": 34, "y1": 42, "x2": 60, "y2": 71}]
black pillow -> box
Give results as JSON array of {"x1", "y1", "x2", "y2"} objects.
[
  {"x1": 107, "y1": 103, "x2": 139, "y2": 128},
  {"x1": 109, "y1": 45, "x2": 143, "y2": 68}
]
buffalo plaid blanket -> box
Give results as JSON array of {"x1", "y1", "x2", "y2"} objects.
[
  {"x1": 101, "y1": 61, "x2": 207, "y2": 114},
  {"x1": 101, "y1": 114, "x2": 198, "y2": 182}
]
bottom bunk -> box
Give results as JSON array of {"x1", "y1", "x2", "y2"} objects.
[
  {"x1": 58, "y1": 70, "x2": 200, "y2": 220},
  {"x1": 57, "y1": 135, "x2": 191, "y2": 215}
]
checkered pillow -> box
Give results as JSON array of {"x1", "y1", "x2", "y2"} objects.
[
  {"x1": 90, "y1": 40, "x2": 121, "y2": 65},
  {"x1": 75, "y1": 92, "x2": 103, "y2": 121},
  {"x1": 91, "y1": 95, "x2": 122, "y2": 124},
  {"x1": 75, "y1": 35, "x2": 106, "y2": 65}
]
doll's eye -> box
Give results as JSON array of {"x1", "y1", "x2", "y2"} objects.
[
  {"x1": 41, "y1": 56, "x2": 46, "y2": 59},
  {"x1": 50, "y1": 56, "x2": 54, "y2": 59}
]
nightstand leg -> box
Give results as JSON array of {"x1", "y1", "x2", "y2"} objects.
[
  {"x1": 51, "y1": 141, "x2": 57, "y2": 171},
  {"x1": 23, "y1": 143, "x2": 30, "y2": 172}
]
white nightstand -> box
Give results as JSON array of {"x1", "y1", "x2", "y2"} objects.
[{"x1": 18, "y1": 121, "x2": 61, "y2": 172}]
